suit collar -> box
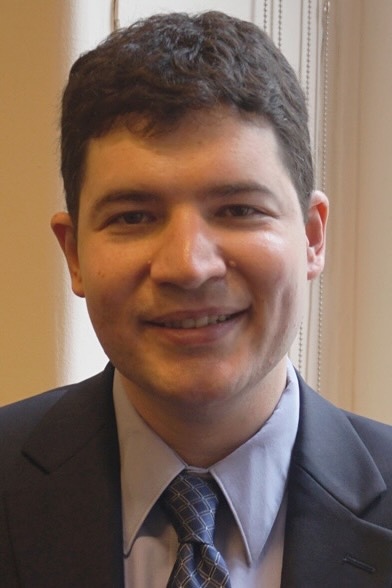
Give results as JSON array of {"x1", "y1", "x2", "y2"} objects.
[
  {"x1": 292, "y1": 374, "x2": 386, "y2": 514},
  {"x1": 21, "y1": 365, "x2": 115, "y2": 473},
  {"x1": 6, "y1": 364, "x2": 124, "y2": 587},
  {"x1": 282, "y1": 376, "x2": 392, "y2": 587}
]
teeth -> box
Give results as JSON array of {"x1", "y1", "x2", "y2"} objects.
[
  {"x1": 195, "y1": 316, "x2": 209, "y2": 328},
  {"x1": 162, "y1": 314, "x2": 230, "y2": 329}
]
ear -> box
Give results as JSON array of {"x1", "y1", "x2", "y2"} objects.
[
  {"x1": 305, "y1": 190, "x2": 329, "y2": 280},
  {"x1": 51, "y1": 212, "x2": 85, "y2": 297}
]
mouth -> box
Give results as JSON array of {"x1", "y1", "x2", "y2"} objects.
[{"x1": 150, "y1": 310, "x2": 245, "y2": 330}]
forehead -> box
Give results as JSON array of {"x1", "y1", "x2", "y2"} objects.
[
  {"x1": 79, "y1": 107, "x2": 295, "y2": 206},
  {"x1": 85, "y1": 108, "x2": 281, "y2": 166}
]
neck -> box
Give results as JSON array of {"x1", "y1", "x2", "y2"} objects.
[{"x1": 121, "y1": 359, "x2": 287, "y2": 468}]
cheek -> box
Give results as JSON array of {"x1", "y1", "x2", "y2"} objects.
[
  {"x1": 79, "y1": 245, "x2": 133, "y2": 294},
  {"x1": 78, "y1": 259, "x2": 122, "y2": 324},
  {"x1": 237, "y1": 232, "x2": 307, "y2": 289}
]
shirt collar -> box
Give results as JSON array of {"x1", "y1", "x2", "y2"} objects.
[
  {"x1": 210, "y1": 360, "x2": 299, "y2": 562},
  {"x1": 113, "y1": 359, "x2": 299, "y2": 563},
  {"x1": 113, "y1": 373, "x2": 184, "y2": 555}
]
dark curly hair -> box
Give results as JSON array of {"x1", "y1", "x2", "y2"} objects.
[{"x1": 61, "y1": 11, "x2": 313, "y2": 222}]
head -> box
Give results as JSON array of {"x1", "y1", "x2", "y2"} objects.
[
  {"x1": 54, "y1": 12, "x2": 328, "y2": 459},
  {"x1": 61, "y1": 11, "x2": 313, "y2": 224}
]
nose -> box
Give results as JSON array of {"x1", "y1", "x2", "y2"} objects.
[{"x1": 149, "y1": 208, "x2": 227, "y2": 289}]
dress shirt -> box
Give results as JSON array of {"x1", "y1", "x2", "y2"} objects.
[{"x1": 113, "y1": 359, "x2": 299, "y2": 587}]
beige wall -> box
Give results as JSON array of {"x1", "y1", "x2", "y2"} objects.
[
  {"x1": 1, "y1": 2, "x2": 69, "y2": 403},
  {"x1": 0, "y1": 1, "x2": 111, "y2": 405},
  {"x1": 322, "y1": 0, "x2": 392, "y2": 423},
  {"x1": 1, "y1": 1, "x2": 392, "y2": 424},
  {"x1": 354, "y1": 0, "x2": 392, "y2": 421}
]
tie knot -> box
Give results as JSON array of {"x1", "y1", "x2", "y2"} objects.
[{"x1": 161, "y1": 471, "x2": 219, "y2": 545}]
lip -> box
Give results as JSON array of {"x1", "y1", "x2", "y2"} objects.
[
  {"x1": 146, "y1": 308, "x2": 246, "y2": 327},
  {"x1": 143, "y1": 308, "x2": 248, "y2": 346}
]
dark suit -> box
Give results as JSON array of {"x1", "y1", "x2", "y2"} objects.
[{"x1": 1, "y1": 364, "x2": 392, "y2": 587}]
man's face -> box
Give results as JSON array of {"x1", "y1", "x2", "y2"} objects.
[{"x1": 53, "y1": 108, "x2": 327, "y2": 419}]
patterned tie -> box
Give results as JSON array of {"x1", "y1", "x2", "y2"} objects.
[{"x1": 161, "y1": 471, "x2": 232, "y2": 588}]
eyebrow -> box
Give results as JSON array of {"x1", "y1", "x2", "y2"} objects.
[
  {"x1": 90, "y1": 181, "x2": 275, "y2": 216},
  {"x1": 205, "y1": 181, "x2": 274, "y2": 198},
  {"x1": 90, "y1": 190, "x2": 158, "y2": 217}
]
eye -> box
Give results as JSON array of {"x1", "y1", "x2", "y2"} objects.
[
  {"x1": 219, "y1": 205, "x2": 262, "y2": 218},
  {"x1": 110, "y1": 211, "x2": 155, "y2": 225}
]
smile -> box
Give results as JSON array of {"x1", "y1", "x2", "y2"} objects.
[{"x1": 160, "y1": 314, "x2": 232, "y2": 329}]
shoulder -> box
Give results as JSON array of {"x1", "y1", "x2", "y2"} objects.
[
  {"x1": 0, "y1": 387, "x2": 67, "y2": 450},
  {"x1": 0, "y1": 369, "x2": 104, "y2": 434},
  {"x1": 298, "y1": 373, "x2": 392, "y2": 442},
  {"x1": 0, "y1": 366, "x2": 113, "y2": 472},
  {"x1": 344, "y1": 408, "x2": 392, "y2": 439},
  {"x1": 344, "y1": 410, "x2": 392, "y2": 478},
  {"x1": 297, "y1": 375, "x2": 392, "y2": 485}
]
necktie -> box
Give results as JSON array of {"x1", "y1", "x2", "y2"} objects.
[{"x1": 161, "y1": 471, "x2": 232, "y2": 588}]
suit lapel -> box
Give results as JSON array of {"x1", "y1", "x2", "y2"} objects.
[
  {"x1": 5, "y1": 366, "x2": 124, "y2": 587},
  {"x1": 282, "y1": 377, "x2": 392, "y2": 587}
]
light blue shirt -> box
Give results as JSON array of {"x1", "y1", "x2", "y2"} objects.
[{"x1": 113, "y1": 360, "x2": 299, "y2": 587}]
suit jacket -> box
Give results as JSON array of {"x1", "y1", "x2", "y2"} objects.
[{"x1": 1, "y1": 364, "x2": 391, "y2": 587}]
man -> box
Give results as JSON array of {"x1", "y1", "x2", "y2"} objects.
[{"x1": 1, "y1": 11, "x2": 391, "y2": 587}]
